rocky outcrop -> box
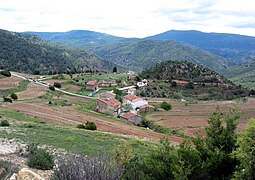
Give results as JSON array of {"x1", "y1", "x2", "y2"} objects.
[{"x1": 10, "y1": 168, "x2": 44, "y2": 180}]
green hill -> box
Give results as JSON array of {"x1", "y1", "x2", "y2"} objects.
[
  {"x1": 0, "y1": 29, "x2": 114, "y2": 74},
  {"x1": 137, "y1": 61, "x2": 249, "y2": 100}
]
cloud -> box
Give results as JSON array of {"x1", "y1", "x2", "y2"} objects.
[{"x1": 0, "y1": 0, "x2": 254, "y2": 37}]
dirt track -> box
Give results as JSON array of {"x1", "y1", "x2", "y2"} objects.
[{"x1": 5, "y1": 100, "x2": 183, "y2": 142}]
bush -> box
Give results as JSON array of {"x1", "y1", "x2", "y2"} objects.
[
  {"x1": 49, "y1": 86, "x2": 55, "y2": 91},
  {"x1": 141, "y1": 119, "x2": 153, "y2": 128},
  {"x1": 85, "y1": 121, "x2": 97, "y2": 130},
  {"x1": 0, "y1": 70, "x2": 11, "y2": 77},
  {"x1": 53, "y1": 82, "x2": 61, "y2": 88},
  {"x1": 27, "y1": 144, "x2": 54, "y2": 170},
  {"x1": 51, "y1": 154, "x2": 123, "y2": 180},
  {"x1": 0, "y1": 120, "x2": 10, "y2": 126},
  {"x1": 160, "y1": 101, "x2": 172, "y2": 111},
  {"x1": 76, "y1": 124, "x2": 85, "y2": 129},
  {"x1": 10, "y1": 93, "x2": 18, "y2": 100},
  {"x1": 3, "y1": 97, "x2": 12, "y2": 103}
]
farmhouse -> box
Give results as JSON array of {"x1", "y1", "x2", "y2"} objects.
[
  {"x1": 86, "y1": 80, "x2": 99, "y2": 91},
  {"x1": 123, "y1": 94, "x2": 148, "y2": 110},
  {"x1": 119, "y1": 112, "x2": 142, "y2": 126},
  {"x1": 95, "y1": 98, "x2": 121, "y2": 116}
]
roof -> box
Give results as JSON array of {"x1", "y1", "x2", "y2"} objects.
[
  {"x1": 128, "y1": 88, "x2": 136, "y2": 91},
  {"x1": 120, "y1": 112, "x2": 137, "y2": 119},
  {"x1": 139, "y1": 104, "x2": 155, "y2": 109},
  {"x1": 86, "y1": 80, "x2": 98, "y2": 86},
  {"x1": 99, "y1": 98, "x2": 121, "y2": 108},
  {"x1": 123, "y1": 94, "x2": 144, "y2": 102}
]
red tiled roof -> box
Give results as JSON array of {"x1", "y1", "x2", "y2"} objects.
[
  {"x1": 99, "y1": 98, "x2": 121, "y2": 108},
  {"x1": 123, "y1": 94, "x2": 143, "y2": 102},
  {"x1": 86, "y1": 80, "x2": 98, "y2": 86},
  {"x1": 120, "y1": 112, "x2": 136, "y2": 119},
  {"x1": 139, "y1": 104, "x2": 155, "y2": 109}
]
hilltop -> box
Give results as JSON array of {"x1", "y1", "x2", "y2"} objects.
[
  {"x1": 137, "y1": 61, "x2": 249, "y2": 100},
  {"x1": 0, "y1": 29, "x2": 115, "y2": 74},
  {"x1": 149, "y1": 30, "x2": 255, "y2": 63},
  {"x1": 25, "y1": 30, "x2": 231, "y2": 72}
]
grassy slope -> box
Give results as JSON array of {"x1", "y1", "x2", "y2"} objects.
[{"x1": 0, "y1": 109, "x2": 156, "y2": 156}]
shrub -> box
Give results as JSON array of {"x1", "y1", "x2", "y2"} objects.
[
  {"x1": 185, "y1": 81, "x2": 194, "y2": 89},
  {"x1": 10, "y1": 93, "x2": 18, "y2": 100},
  {"x1": 3, "y1": 97, "x2": 12, "y2": 103},
  {"x1": 49, "y1": 86, "x2": 55, "y2": 91},
  {"x1": 53, "y1": 82, "x2": 61, "y2": 88},
  {"x1": 0, "y1": 70, "x2": 11, "y2": 77},
  {"x1": 85, "y1": 121, "x2": 97, "y2": 130},
  {"x1": 27, "y1": 144, "x2": 54, "y2": 170},
  {"x1": 141, "y1": 119, "x2": 152, "y2": 128},
  {"x1": 0, "y1": 120, "x2": 9, "y2": 126},
  {"x1": 77, "y1": 124, "x2": 85, "y2": 129},
  {"x1": 51, "y1": 154, "x2": 123, "y2": 180},
  {"x1": 160, "y1": 101, "x2": 172, "y2": 111}
]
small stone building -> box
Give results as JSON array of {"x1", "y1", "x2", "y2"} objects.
[
  {"x1": 95, "y1": 98, "x2": 121, "y2": 116},
  {"x1": 86, "y1": 80, "x2": 99, "y2": 91},
  {"x1": 119, "y1": 112, "x2": 142, "y2": 126}
]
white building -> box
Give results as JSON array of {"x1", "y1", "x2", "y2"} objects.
[
  {"x1": 123, "y1": 94, "x2": 148, "y2": 110},
  {"x1": 127, "y1": 88, "x2": 136, "y2": 95}
]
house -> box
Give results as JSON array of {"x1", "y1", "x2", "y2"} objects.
[
  {"x1": 139, "y1": 104, "x2": 155, "y2": 114},
  {"x1": 95, "y1": 98, "x2": 121, "y2": 116},
  {"x1": 127, "y1": 88, "x2": 136, "y2": 95},
  {"x1": 99, "y1": 92, "x2": 116, "y2": 99},
  {"x1": 123, "y1": 94, "x2": 148, "y2": 110},
  {"x1": 86, "y1": 80, "x2": 99, "y2": 91},
  {"x1": 119, "y1": 112, "x2": 142, "y2": 126},
  {"x1": 137, "y1": 79, "x2": 148, "y2": 87},
  {"x1": 99, "y1": 79, "x2": 117, "y2": 87}
]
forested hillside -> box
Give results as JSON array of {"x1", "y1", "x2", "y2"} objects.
[{"x1": 0, "y1": 29, "x2": 114, "y2": 74}]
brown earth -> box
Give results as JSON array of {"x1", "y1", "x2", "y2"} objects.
[
  {"x1": 146, "y1": 98, "x2": 255, "y2": 136},
  {"x1": 0, "y1": 77, "x2": 22, "y2": 90},
  {"x1": 16, "y1": 83, "x2": 47, "y2": 100},
  {"x1": 5, "y1": 100, "x2": 182, "y2": 142}
]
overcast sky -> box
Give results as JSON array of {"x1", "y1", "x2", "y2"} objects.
[{"x1": 1, "y1": 0, "x2": 255, "y2": 37}]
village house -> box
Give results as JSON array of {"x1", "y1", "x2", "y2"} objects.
[
  {"x1": 95, "y1": 98, "x2": 121, "y2": 116},
  {"x1": 123, "y1": 94, "x2": 148, "y2": 110},
  {"x1": 119, "y1": 112, "x2": 142, "y2": 126},
  {"x1": 127, "y1": 88, "x2": 136, "y2": 95},
  {"x1": 86, "y1": 80, "x2": 99, "y2": 91},
  {"x1": 139, "y1": 104, "x2": 156, "y2": 114}
]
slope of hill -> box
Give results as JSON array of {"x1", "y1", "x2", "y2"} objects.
[
  {"x1": 93, "y1": 39, "x2": 231, "y2": 72},
  {"x1": 222, "y1": 56, "x2": 255, "y2": 89},
  {"x1": 149, "y1": 30, "x2": 255, "y2": 63},
  {"x1": 25, "y1": 30, "x2": 231, "y2": 72},
  {"x1": 0, "y1": 29, "x2": 113, "y2": 74},
  {"x1": 137, "y1": 60, "x2": 249, "y2": 100}
]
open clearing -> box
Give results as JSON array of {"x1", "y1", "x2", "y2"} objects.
[
  {"x1": 146, "y1": 98, "x2": 255, "y2": 136},
  {"x1": 0, "y1": 76, "x2": 22, "y2": 90}
]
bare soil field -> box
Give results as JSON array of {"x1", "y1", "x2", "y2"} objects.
[
  {"x1": 4, "y1": 100, "x2": 182, "y2": 142},
  {"x1": 16, "y1": 83, "x2": 47, "y2": 100},
  {"x1": 146, "y1": 98, "x2": 255, "y2": 136},
  {"x1": 0, "y1": 77, "x2": 22, "y2": 90}
]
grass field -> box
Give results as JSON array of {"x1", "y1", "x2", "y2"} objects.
[{"x1": 0, "y1": 109, "x2": 156, "y2": 156}]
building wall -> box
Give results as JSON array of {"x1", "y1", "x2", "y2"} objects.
[
  {"x1": 131, "y1": 100, "x2": 148, "y2": 109},
  {"x1": 95, "y1": 101, "x2": 119, "y2": 116}
]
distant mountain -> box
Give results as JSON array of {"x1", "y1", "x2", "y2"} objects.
[
  {"x1": 26, "y1": 30, "x2": 231, "y2": 72},
  {"x1": 0, "y1": 29, "x2": 115, "y2": 74},
  {"x1": 148, "y1": 30, "x2": 255, "y2": 63},
  {"x1": 25, "y1": 30, "x2": 136, "y2": 49}
]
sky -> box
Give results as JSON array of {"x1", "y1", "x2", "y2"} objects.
[{"x1": 1, "y1": 0, "x2": 255, "y2": 38}]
